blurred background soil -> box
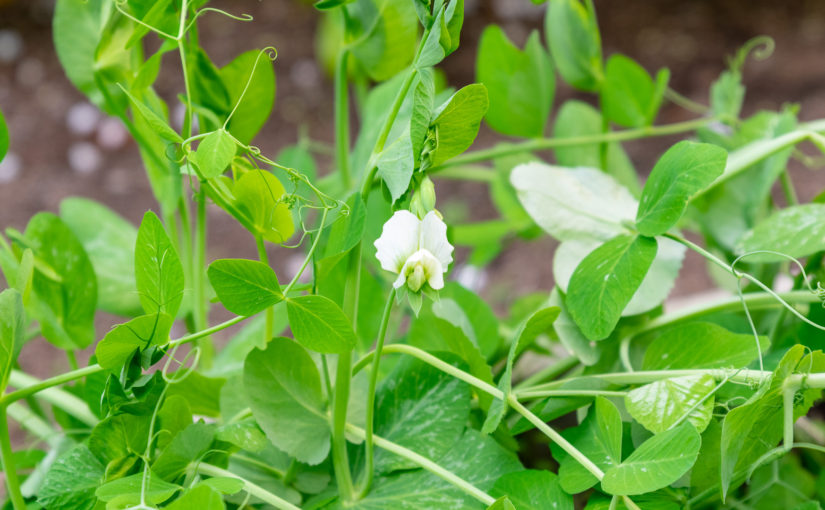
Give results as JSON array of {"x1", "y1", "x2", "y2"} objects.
[{"x1": 1, "y1": 0, "x2": 825, "y2": 377}]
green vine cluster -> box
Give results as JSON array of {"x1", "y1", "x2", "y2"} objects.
[{"x1": 0, "y1": 0, "x2": 824, "y2": 509}]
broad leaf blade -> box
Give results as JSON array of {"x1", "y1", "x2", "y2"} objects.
[
  {"x1": 193, "y1": 130, "x2": 236, "y2": 179},
  {"x1": 635, "y1": 141, "x2": 728, "y2": 236},
  {"x1": 490, "y1": 470, "x2": 574, "y2": 510},
  {"x1": 601, "y1": 422, "x2": 701, "y2": 496},
  {"x1": 286, "y1": 295, "x2": 357, "y2": 353},
  {"x1": 625, "y1": 375, "x2": 715, "y2": 434},
  {"x1": 208, "y1": 259, "x2": 283, "y2": 317},
  {"x1": 642, "y1": 322, "x2": 769, "y2": 370},
  {"x1": 736, "y1": 203, "x2": 825, "y2": 262},
  {"x1": 566, "y1": 234, "x2": 657, "y2": 341},
  {"x1": 135, "y1": 211, "x2": 184, "y2": 317},
  {"x1": 243, "y1": 337, "x2": 329, "y2": 465}
]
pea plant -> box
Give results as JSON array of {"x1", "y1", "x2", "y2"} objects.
[{"x1": 2, "y1": 0, "x2": 825, "y2": 508}]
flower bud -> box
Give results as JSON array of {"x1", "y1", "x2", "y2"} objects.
[{"x1": 411, "y1": 177, "x2": 437, "y2": 219}]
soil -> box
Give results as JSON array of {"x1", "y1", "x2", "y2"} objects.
[{"x1": 1, "y1": 0, "x2": 824, "y2": 467}]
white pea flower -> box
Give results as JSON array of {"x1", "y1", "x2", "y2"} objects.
[{"x1": 374, "y1": 210, "x2": 453, "y2": 293}]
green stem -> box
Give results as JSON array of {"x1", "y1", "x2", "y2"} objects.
[
  {"x1": 507, "y1": 396, "x2": 606, "y2": 480},
  {"x1": 332, "y1": 349, "x2": 356, "y2": 502},
  {"x1": 346, "y1": 423, "x2": 496, "y2": 506},
  {"x1": 358, "y1": 287, "x2": 396, "y2": 498},
  {"x1": 514, "y1": 389, "x2": 628, "y2": 400},
  {"x1": 335, "y1": 49, "x2": 352, "y2": 189},
  {"x1": 513, "y1": 356, "x2": 579, "y2": 391},
  {"x1": 360, "y1": 67, "x2": 419, "y2": 198},
  {"x1": 194, "y1": 463, "x2": 301, "y2": 510},
  {"x1": 6, "y1": 402, "x2": 58, "y2": 446},
  {"x1": 194, "y1": 188, "x2": 212, "y2": 367},
  {"x1": 428, "y1": 117, "x2": 714, "y2": 173},
  {"x1": 283, "y1": 207, "x2": 329, "y2": 295},
  {"x1": 256, "y1": 235, "x2": 274, "y2": 343},
  {"x1": 779, "y1": 169, "x2": 799, "y2": 205},
  {"x1": 431, "y1": 165, "x2": 496, "y2": 183},
  {"x1": 0, "y1": 406, "x2": 26, "y2": 510},
  {"x1": 5, "y1": 372, "x2": 97, "y2": 427}
]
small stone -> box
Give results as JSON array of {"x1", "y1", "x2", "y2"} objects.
[
  {"x1": 66, "y1": 102, "x2": 101, "y2": 136},
  {"x1": 96, "y1": 117, "x2": 129, "y2": 150},
  {"x1": 453, "y1": 264, "x2": 488, "y2": 292},
  {"x1": 68, "y1": 142, "x2": 103, "y2": 175},
  {"x1": 16, "y1": 58, "x2": 44, "y2": 87},
  {"x1": 290, "y1": 59, "x2": 320, "y2": 89},
  {"x1": 0, "y1": 30, "x2": 23, "y2": 64}
]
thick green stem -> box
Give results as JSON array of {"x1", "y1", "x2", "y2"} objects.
[
  {"x1": 255, "y1": 235, "x2": 274, "y2": 343},
  {"x1": 335, "y1": 49, "x2": 352, "y2": 189},
  {"x1": 346, "y1": 423, "x2": 496, "y2": 506},
  {"x1": 514, "y1": 389, "x2": 628, "y2": 400},
  {"x1": 514, "y1": 357, "x2": 579, "y2": 391},
  {"x1": 427, "y1": 117, "x2": 714, "y2": 173},
  {"x1": 507, "y1": 396, "x2": 606, "y2": 480},
  {"x1": 6, "y1": 372, "x2": 97, "y2": 427},
  {"x1": 358, "y1": 287, "x2": 396, "y2": 498},
  {"x1": 0, "y1": 406, "x2": 26, "y2": 510},
  {"x1": 194, "y1": 188, "x2": 213, "y2": 367},
  {"x1": 195, "y1": 463, "x2": 301, "y2": 510},
  {"x1": 332, "y1": 349, "x2": 355, "y2": 502}
]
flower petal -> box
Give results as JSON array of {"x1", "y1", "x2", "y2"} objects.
[
  {"x1": 374, "y1": 210, "x2": 421, "y2": 274},
  {"x1": 419, "y1": 211, "x2": 453, "y2": 270}
]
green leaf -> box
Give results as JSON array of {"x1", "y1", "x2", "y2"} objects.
[
  {"x1": 231, "y1": 169, "x2": 295, "y2": 243},
  {"x1": 710, "y1": 70, "x2": 744, "y2": 120},
  {"x1": 37, "y1": 445, "x2": 105, "y2": 510},
  {"x1": 220, "y1": 49, "x2": 276, "y2": 144},
  {"x1": 416, "y1": 0, "x2": 463, "y2": 68},
  {"x1": 736, "y1": 203, "x2": 825, "y2": 262},
  {"x1": 60, "y1": 197, "x2": 141, "y2": 316},
  {"x1": 318, "y1": 193, "x2": 367, "y2": 274},
  {"x1": 376, "y1": 131, "x2": 415, "y2": 202},
  {"x1": 600, "y1": 54, "x2": 669, "y2": 128},
  {"x1": 626, "y1": 375, "x2": 716, "y2": 434},
  {"x1": 601, "y1": 422, "x2": 701, "y2": 496},
  {"x1": 95, "y1": 471, "x2": 181, "y2": 506},
  {"x1": 410, "y1": 67, "x2": 435, "y2": 163},
  {"x1": 566, "y1": 234, "x2": 658, "y2": 341},
  {"x1": 554, "y1": 236, "x2": 685, "y2": 317},
  {"x1": 371, "y1": 355, "x2": 471, "y2": 475},
  {"x1": 549, "y1": 288, "x2": 600, "y2": 366},
  {"x1": 193, "y1": 129, "x2": 237, "y2": 179},
  {"x1": 152, "y1": 422, "x2": 216, "y2": 480},
  {"x1": 476, "y1": 26, "x2": 554, "y2": 137},
  {"x1": 212, "y1": 308, "x2": 288, "y2": 377},
  {"x1": 635, "y1": 141, "x2": 728, "y2": 236},
  {"x1": 95, "y1": 312, "x2": 173, "y2": 370},
  {"x1": 490, "y1": 470, "x2": 574, "y2": 510},
  {"x1": 0, "y1": 107, "x2": 8, "y2": 163},
  {"x1": 351, "y1": 429, "x2": 522, "y2": 509},
  {"x1": 511, "y1": 163, "x2": 637, "y2": 242},
  {"x1": 642, "y1": 322, "x2": 769, "y2": 370},
  {"x1": 23, "y1": 213, "x2": 97, "y2": 349},
  {"x1": 165, "y1": 485, "x2": 225, "y2": 510},
  {"x1": 544, "y1": 0, "x2": 602, "y2": 91},
  {"x1": 429, "y1": 83, "x2": 489, "y2": 166},
  {"x1": 483, "y1": 307, "x2": 559, "y2": 434},
  {"x1": 0, "y1": 289, "x2": 23, "y2": 394},
  {"x1": 487, "y1": 497, "x2": 516, "y2": 510},
  {"x1": 720, "y1": 346, "x2": 825, "y2": 498},
  {"x1": 552, "y1": 100, "x2": 639, "y2": 194},
  {"x1": 315, "y1": 0, "x2": 354, "y2": 9},
  {"x1": 53, "y1": 0, "x2": 107, "y2": 105},
  {"x1": 243, "y1": 337, "x2": 329, "y2": 465},
  {"x1": 166, "y1": 371, "x2": 225, "y2": 418},
  {"x1": 208, "y1": 259, "x2": 284, "y2": 316},
  {"x1": 118, "y1": 84, "x2": 184, "y2": 143},
  {"x1": 552, "y1": 397, "x2": 622, "y2": 494},
  {"x1": 198, "y1": 477, "x2": 244, "y2": 495},
  {"x1": 286, "y1": 295, "x2": 357, "y2": 353},
  {"x1": 135, "y1": 211, "x2": 185, "y2": 317},
  {"x1": 349, "y1": 0, "x2": 418, "y2": 81}
]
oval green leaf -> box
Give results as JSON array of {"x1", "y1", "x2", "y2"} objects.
[
  {"x1": 736, "y1": 203, "x2": 825, "y2": 263},
  {"x1": 243, "y1": 337, "x2": 329, "y2": 465},
  {"x1": 635, "y1": 141, "x2": 728, "y2": 237},
  {"x1": 286, "y1": 295, "x2": 356, "y2": 353},
  {"x1": 208, "y1": 259, "x2": 283, "y2": 317},
  {"x1": 601, "y1": 422, "x2": 701, "y2": 496},
  {"x1": 135, "y1": 211, "x2": 184, "y2": 317},
  {"x1": 566, "y1": 234, "x2": 658, "y2": 341}
]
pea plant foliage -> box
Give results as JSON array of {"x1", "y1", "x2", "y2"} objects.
[{"x1": 2, "y1": 0, "x2": 825, "y2": 508}]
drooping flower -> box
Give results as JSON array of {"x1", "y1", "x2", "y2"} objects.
[{"x1": 374, "y1": 210, "x2": 453, "y2": 293}]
